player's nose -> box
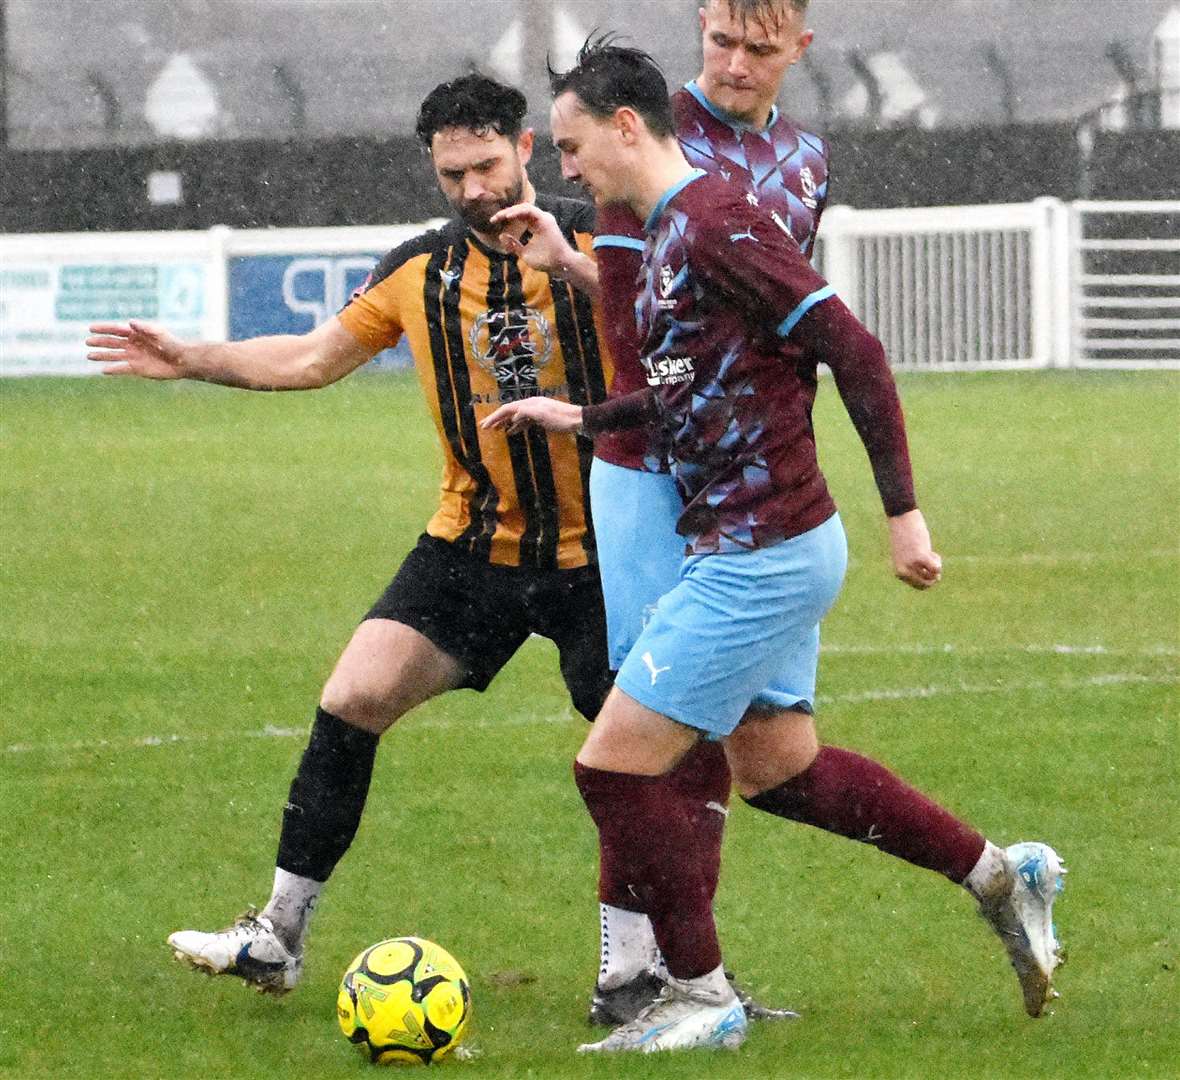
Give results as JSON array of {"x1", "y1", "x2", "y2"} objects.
[
  {"x1": 462, "y1": 176, "x2": 489, "y2": 201},
  {"x1": 727, "y1": 50, "x2": 750, "y2": 77}
]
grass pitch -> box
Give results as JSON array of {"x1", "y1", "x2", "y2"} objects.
[{"x1": 1, "y1": 371, "x2": 1177, "y2": 1079}]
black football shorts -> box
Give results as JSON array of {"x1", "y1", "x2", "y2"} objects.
[{"x1": 364, "y1": 533, "x2": 612, "y2": 720}]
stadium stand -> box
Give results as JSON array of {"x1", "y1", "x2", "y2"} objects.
[{"x1": 4, "y1": 0, "x2": 1178, "y2": 146}]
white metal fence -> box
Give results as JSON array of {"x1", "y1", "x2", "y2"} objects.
[
  {"x1": 1071, "y1": 201, "x2": 1180, "y2": 369},
  {"x1": 815, "y1": 198, "x2": 1178, "y2": 371},
  {"x1": 2, "y1": 200, "x2": 1177, "y2": 375}
]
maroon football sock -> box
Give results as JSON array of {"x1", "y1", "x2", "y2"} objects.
[
  {"x1": 744, "y1": 746, "x2": 985, "y2": 883},
  {"x1": 667, "y1": 739, "x2": 731, "y2": 902},
  {"x1": 597, "y1": 740, "x2": 731, "y2": 910},
  {"x1": 574, "y1": 761, "x2": 722, "y2": 980}
]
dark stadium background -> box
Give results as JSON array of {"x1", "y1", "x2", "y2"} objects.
[{"x1": 2, "y1": 0, "x2": 1178, "y2": 231}]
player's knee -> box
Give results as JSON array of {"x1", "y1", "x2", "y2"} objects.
[
  {"x1": 319, "y1": 682, "x2": 402, "y2": 735},
  {"x1": 726, "y1": 713, "x2": 819, "y2": 797}
]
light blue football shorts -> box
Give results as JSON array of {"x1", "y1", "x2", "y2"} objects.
[
  {"x1": 613, "y1": 510, "x2": 848, "y2": 738},
  {"x1": 589, "y1": 458, "x2": 685, "y2": 670}
]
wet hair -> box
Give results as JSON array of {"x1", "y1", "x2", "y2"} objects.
[
  {"x1": 548, "y1": 34, "x2": 675, "y2": 139},
  {"x1": 415, "y1": 73, "x2": 528, "y2": 147},
  {"x1": 712, "y1": 0, "x2": 807, "y2": 17}
]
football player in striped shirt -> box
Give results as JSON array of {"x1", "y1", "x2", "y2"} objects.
[{"x1": 87, "y1": 74, "x2": 622, "y2": 998}]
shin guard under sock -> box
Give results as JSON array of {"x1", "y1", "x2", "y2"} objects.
[
  {"x1": 275, "y1": 708, "x2": 379, "y2": 882},
  {"x1": 575, "y1": 760, "x2": 721, "y2": 980},
  {"x1": 667, "y1": 739, "x2": 731, "y2": 902},
  {"x1": 744, "y1": 745, "x2": 985, "y2": 883}
]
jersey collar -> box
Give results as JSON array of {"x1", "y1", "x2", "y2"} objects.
[
  {"x1": 644, "y1": 169, "x2": 708, "y2": 233},
  {"x1": 685, "y1": 79, "x2": 779, "y2": 133}
]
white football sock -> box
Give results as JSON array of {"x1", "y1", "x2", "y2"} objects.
[
  {"x1": 668, "y1": 963, "x2": 736, "y2": 1005},
  {"x1": 262, "y1": 867, "x2": 322, "y2": 953},
  {"x1": 597, "y1": 904, "x2": 659, "y2": 990},
  {"x1": 963, "y1": 840, "x2": 1008, "y2": 899}
]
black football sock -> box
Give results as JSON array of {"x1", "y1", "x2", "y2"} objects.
[{"x1": 275, "y1": 707, "x2": 379, "y2": 883}]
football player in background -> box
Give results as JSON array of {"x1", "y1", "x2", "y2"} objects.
[{"x1": 484, "y1": 35, "x2": 1066, "y2": 1053}]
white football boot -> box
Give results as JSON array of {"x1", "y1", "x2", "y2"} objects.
[
  {"x1": 168, "y1": 910, "x2": 302, "y2": 995},
  {"x1": 578, "y1": 976, "x2": 747, "y2": 1054},
  {"x1": 977, "y1": 842, "x2": 1067, "y2": 1017}
]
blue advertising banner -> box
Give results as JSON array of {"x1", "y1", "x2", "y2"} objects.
[{"x1": 227, "y1": 253, "x2": 411, "y2": 368}]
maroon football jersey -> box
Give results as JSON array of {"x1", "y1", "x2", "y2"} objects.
[
  {"x1": 592, "y1": 82, "x2": 830, "y2": 472},
  {"x1": 585, "y1": 171, "x2": 914, "y2": 554}
]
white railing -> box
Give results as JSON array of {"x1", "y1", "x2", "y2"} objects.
[
  {"x1": 1070, "y1": 201, "x2": 1180, "y2": 369},
  {"x1": 2, "y1": 201, "x2": 1177, "y2": 375},
  {"x1": 815, "y1": 199, "x2": 1073, "y2": 370}
]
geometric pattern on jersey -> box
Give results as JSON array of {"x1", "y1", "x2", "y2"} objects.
[
  {"x1": 637, "y1": 171, "x2": 838, "y2": 553},
  {"x1": 338, "y1": 194, "x2": 611, "y2": 570},
  {"x1": 675, "y1": 81, "x2": 829, "y2": 255},
  {"x1": 591, "y1": 83, "x2": 830, "y2": 474}
]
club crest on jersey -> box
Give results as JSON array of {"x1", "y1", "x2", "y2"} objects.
[
  {"x1": 657, "y1": 264, "x2": 682, "y2": 310},
  {"x1": 660, "y1": 264, "x2": 676, "y2": 297},
  {"x1": 799, "y1": 166, "x2": 818, "y2": 210},
  {"x1": 469, "y1": 305, "x2": 553, "y2": 401}
]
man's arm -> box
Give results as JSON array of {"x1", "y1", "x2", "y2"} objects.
[
  {"x1": 696, "y1": 194, "x2": 941, "y2": 589},
  {"x1": 789, "y1": 297, "x2": 941, "y2": 590},
  {"x1": 481, "y1": 387, "x2": 658, "y2": 436},
  {"x1": 86, "y1": 316, "x2": 375, "y2": 391}
]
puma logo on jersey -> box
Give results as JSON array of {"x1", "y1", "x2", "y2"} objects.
[
  {"x1": 440, "y1": 269, "x2": 460, "y2": 289},
  {"x1": 642, "y1": 651, "x2": 671, "y2": 685}
]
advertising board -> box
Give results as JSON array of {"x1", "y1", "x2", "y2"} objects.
[{"x1": 1, "y1": 260, "x2": 207, "y2": 375}]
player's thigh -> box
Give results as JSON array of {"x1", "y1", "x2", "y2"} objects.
[
  {"x1": 615, "y1": 513, "x2": 847, "y2": 738},
  {"x1": 530, "y1": 566, "x2": 614, "y2": 721},
  {"x1": 577, "y1": 685, "x2": 700, "y2": 775},
  {"x1": 320, "y1": 618, "x2": 465, "y2": 733},
  {"x1": 589, "y1": 459, "x2": 685, "y2": 670},
  {"x1": 323, "y1": 534, "x2": 531, "y2": 730},
  {"x1": 724, "y1": 707, "x2": 819, "y2": 797}
]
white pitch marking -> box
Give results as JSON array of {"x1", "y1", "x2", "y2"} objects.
[
  {"x1": 5, "y1": 671, "x2": 1177, "y2": 759},
  {"x1": 939, "y1": 549, "x2": 1177, "y2": 566},
  {"x1": 821, "y1": 643, "x2": 1178, "y2": 657},
  {"x1": 826, "y1": 672, "x2": 1177, "y2": 706}
]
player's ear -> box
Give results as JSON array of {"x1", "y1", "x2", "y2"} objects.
[
  {"x1": 698, "y1": 5, "x2": 708, "y2": 33},
  {"x1": 792, "y1": 28, "x2": 815, "y2": 63},
  {"x1": 516, "y1": 127, "x2": 535, "y2": 166},
  {"x1": 614, "y1": 106, "x2": 640, "y2": 144}
]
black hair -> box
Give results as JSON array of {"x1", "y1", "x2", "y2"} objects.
[
  {"x1": 415, "y1": 73, "x2": 528, "y2": 147},
  {"x1": 547, "y1": 33, "x2": 675, "y2": 139}
]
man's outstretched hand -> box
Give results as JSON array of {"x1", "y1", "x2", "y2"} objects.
[
  {"x1": 491, "y1": 204, "x2": 599, "y2": 296},
  {"x1": 481, "y1": 396, "x2": 584, "y2": 436},
  {"x1": 86, "y1": 321, "x2": 187, "y2": 379}
]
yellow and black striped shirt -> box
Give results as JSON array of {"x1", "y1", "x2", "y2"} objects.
[{"x1": 338, "y1": 195, "x2": 612, "y2": 570}]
